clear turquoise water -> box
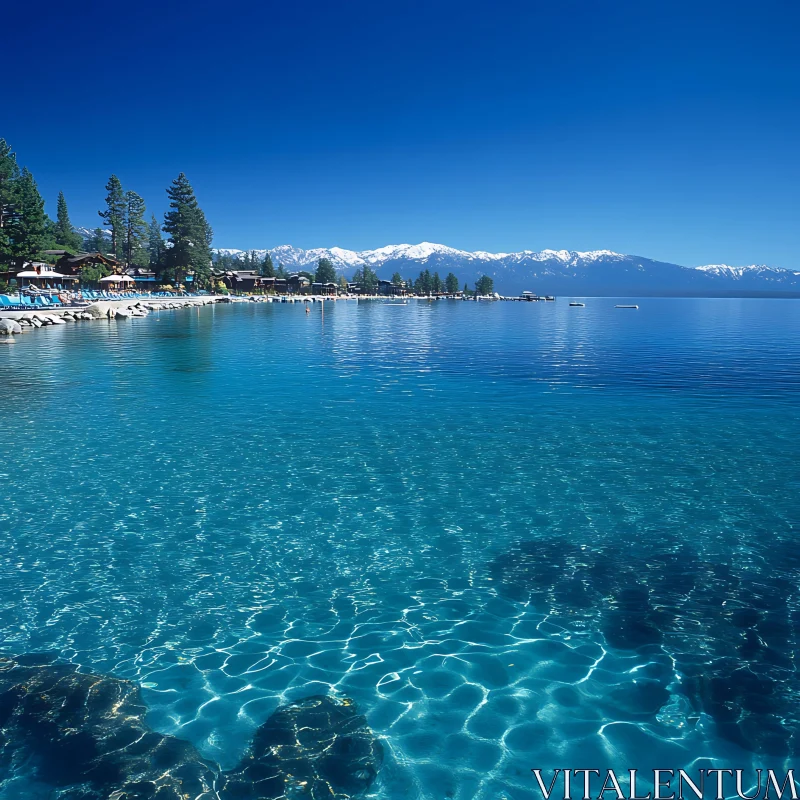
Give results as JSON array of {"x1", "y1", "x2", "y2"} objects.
[{"x1": 1, "y1": 298, "x2": 799, "y2": 799}]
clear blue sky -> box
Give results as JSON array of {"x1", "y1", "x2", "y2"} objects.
[{"x1": 3, "y1": 0, "x2": 799, "y2": 267}]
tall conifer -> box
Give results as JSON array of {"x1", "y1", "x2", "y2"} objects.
[
  {"x1": 162, "y1": 173, "x2": 212, "y2": 286},
  {"x1": 260, "y1": 252, "x2": 275, "y2": 278},
  {"x1": 315, "y1": 257, "x2": 337, "y2": 284},
  {"x1": 148, "y1": 214, "x2": 164, "y2": 269},
  {"x1": 54, "y1": 191, "x2": 82, "y2": 251},
  {"x1": 99, "y1": 175, "x2": 126, "y2": 259},
  {"x1": 0, "y1": 139, "x2": 21, "y2": 266},
  {"x1": 5, "y1": 168, "x2": 47, "y2": 268},
  {"x1": 87, "y1": 228, "x2": 108, "y2": 253},
  {"x1": 123, "y1": 191, "x2": 148, "y2": 266}
]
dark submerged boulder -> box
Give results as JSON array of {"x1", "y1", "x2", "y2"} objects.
[
  {"x1": 0, "y1": 657, "x2": 383, "y2": 799},
  {"x1": 0, "y1": 654, "x2": 220, "y2": 799},
  {"x1": 488, "y1": 535, "x2": 698, "y2": 650},
  {"x1": 489, "y1": 533, "x2": 800, "y2": 756},
  {"x1": 221, "y1": 695, "x2": 383, "y2": 800}
]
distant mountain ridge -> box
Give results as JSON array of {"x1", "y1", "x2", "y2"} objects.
[
  {"x1": 75, "y1": 228, "x2": 800, "y2": 296},
  {"x1": 213, "y1": 242, "x2": 800, "y2": 297}
]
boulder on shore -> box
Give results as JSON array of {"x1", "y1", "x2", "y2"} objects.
[
  {"x1": 85, "y1": 302, "x2": 112, "y2": 319},
  {"x1": 0, "y1": 319, "x2": 22, "y2": 335}
]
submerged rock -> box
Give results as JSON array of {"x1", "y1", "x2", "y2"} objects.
[
  {"x1": 0, "y1": 654, "x2": 220, "y2": 799},
  {"x1": 221, "y1": 695, "x2": 383, "y2": 800},
  {"x1": 0, "y1": 656, "x2": 383, "y2": 799},
  {"x1": 489, "y1": 535, "x2": 800, "y2": 755},
  {"x1": 488, "y1": 536, "x2": 695, "y2": 649}
]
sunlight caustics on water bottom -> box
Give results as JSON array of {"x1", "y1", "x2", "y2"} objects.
[{"x1": 0, "y1": 298, "x2": 799, "y2": 799}]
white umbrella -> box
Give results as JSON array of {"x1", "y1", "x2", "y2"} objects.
[
  {"x1": 16, "y1": 270, "x2": 65, "y2": 279},
  {"x1": 100, "y1": 275, "x2": 135, "y2": 283}
]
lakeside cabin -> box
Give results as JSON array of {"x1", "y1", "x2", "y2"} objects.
[
  {"x1": 288, "y1": 273, "x2": 310, "y2": 293},
  {"x1": 220, "y1": 271, "x2": 314, "y2": 295},
  {"x1": 127, "y1": 268, "x2": 157, "y2": 286},
  {"x1": 311, "y1": 282, "x2": 338, "y2": 296},
  {"x1": 221, "y1": 270, "x2": 261, "y2": 293},
  {"x1": 47, "y1": 250, "x2": 122, "y2": 277},
  {"x1": 0, "y1": 262, "x2": 80, "y2": 291},
  {"x1": 378, "y1": 279, "x2": 407, "y2": 296},
  {"x1": 259, "y1": 277, "x2": 288, "y2": 293}
]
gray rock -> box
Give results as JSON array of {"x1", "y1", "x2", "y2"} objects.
[
  {"x1": 115, "y1": 308, "x2": 132, "y2": 319},
  {"x1": 85, "y1": 302, "x2": 111, "y2": 319},
  {"x1": 0, "y1": 319, "x2": 21, "y2": 335}
]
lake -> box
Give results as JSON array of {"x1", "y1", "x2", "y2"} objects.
[{"x1": 1, "y1": 298, "x2": 799, "y2": 799}]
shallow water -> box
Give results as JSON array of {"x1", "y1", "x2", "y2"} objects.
[{"x1": 1, "y1": 298, "x2": 799, "y2": 799}]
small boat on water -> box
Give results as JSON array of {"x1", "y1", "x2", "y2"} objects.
[
  {"x1": 569, "y1": 302, "x2": 585, "y2": 307},
  {"x1": 616, "y1": 304, "x2": 639, "y2": 309}
]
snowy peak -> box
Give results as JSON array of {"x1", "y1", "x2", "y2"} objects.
[
  {"x1": 75, "y1": 226, "x2": 111, "y2": 241},
  {"x1": 206, "y1": 242, "x2": 800, "y2": 294},
  {"x1": 695, "y1": 263, "x2": 800, "y2": 279},
  {"x1": 213, "y1": 242, "x2": 628, "y2": 269},
  {"x1": 75, "y1": 225, "x2": 799, "y2": 296}
]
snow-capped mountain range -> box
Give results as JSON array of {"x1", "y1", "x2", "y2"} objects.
[
  {"x1": 213, "y1": 242, "x2": 800, "y2": 296},
  {"x1": 75, "y1": 228, "x2": 800, "y2": 295}
]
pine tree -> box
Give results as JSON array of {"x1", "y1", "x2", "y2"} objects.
[
  {"x1": 122, "y1": 191, "x2": 148, "y2": 267},
  {"x1": 475, "y1": 275, "x2": 494, "y2": 295},
  {"x1": 353, "y1": 265, "x2": 378, "y2": 293},
  {"x1": 148, "y1": 214, "x2": 164, "y2": 269},
  {"x1": 215, "y1": 252, "x2": 234, "y2": 271},
  {"x1": 445, "y1": 272, "x2": 459, "y2": 294},
  {"x1": 260, "y1": 252, "x2": 275, "y2": 278},
  {"x1": 88, "y1": 227, "x2": 108, "y2": 253},
  {"x1": 432, "y1": 272, "x2": 443, "y2": 294},
  {"x1": 364, "y1": 265, "x2": 378, "y2": 292},
  {"x1": 0, "y1": 139, "x2": 19, "y2": 210},
  {"x1": 5, "y1": 168, "x2": 48, "y2": 268},
  {"x1": 99, "y1": 175, "x2": 126, "y2": 259},
  {"x1": 276, "y1": 262, "x2": 287, "y2": 278},
  {"x1": 0, "y1": 139, "x2": 21, "y2": 267},
  {"x1": 391, "y1": 272, "x2": 403, "y2": 286},
  {"x1": 414, "y1": 269, "x2": 433, "y2": 295},
  {"x1": 315, "y1": 257, "x2": 337, "y2": 284},
  {"x1": 162, "y1": 173, "x2": 213, "y2": 286},
  {"x1": 54, "y1": 191, "x2": 82, "y2": 251},
  {"x1": 44, "y1": 216, "x2": 58, "y2": 250}
]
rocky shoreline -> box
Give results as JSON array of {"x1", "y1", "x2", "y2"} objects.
[{"x1": 0, "y1": 296, "x2": 224, "y2": 338}]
